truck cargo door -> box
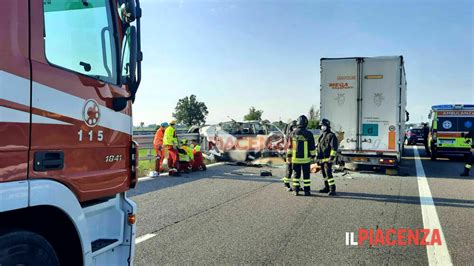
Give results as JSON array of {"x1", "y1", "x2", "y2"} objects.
[
  {"x1": 360, "y1": 57, "x2": 400, "y2": 152},
  {"x1": 0, "y1": 0, "x2": 30, "y2": 182},
  {"x1": 320, "y1": 59, "x2": 359, "y2": 151}
]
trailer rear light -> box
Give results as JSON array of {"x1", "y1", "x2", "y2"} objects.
[
  {"x1": 379, "y1": 159, "x2": 396, "y2": 165},
  {"x1": 128, "y1": 214, "x2": 136, "y2": 225}
]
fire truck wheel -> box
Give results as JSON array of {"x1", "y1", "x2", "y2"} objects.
[{"x1": 0, "y1": 230, "x2": 59, "y2": 266}]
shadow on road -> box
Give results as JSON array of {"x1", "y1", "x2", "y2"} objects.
[{"x1": 129, "y1": 164, "x2": 279, "y2": 197}]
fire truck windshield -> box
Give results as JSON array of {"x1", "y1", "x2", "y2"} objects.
[{"x1": 43, "y1": 0, "x2": 119, "y2": 84}]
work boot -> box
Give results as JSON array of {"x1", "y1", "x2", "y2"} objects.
[
  {"x1": 319, "y1": 181, "x2": 330, "y2": 193},
  {"x1": 304, "y1": 187, "x2": 311, "y2": 196},
  {"x1": 328, "y1": 185, "x2": 336, "y2": 196},
  {"x1": 294, "y1": 187, "x2": 300, "y2": 196},
  {"x1": 460, "y1": 167, "x2": 470, "y2": 177},
  {"x1": 284, "y1": 183, "x2": 293, "y2": 192}
]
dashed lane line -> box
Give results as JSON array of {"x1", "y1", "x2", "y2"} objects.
[{"x1": 135, "y1": 233, "x2": 157, "y2": 244}]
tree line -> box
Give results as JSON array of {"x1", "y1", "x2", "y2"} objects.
[{"x1": 135, "y1": 94, "x2": 321, "y2": 130}]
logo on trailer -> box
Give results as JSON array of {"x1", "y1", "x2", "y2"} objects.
[
  {"x1": 83, "y1": 99, "x2": 101, "y2": 127},
  {"x1": 374, "y1": 93, "x2": 384, "y2": 107},
  {"x1": 389, "y1": 125, "x2": 396, "y2": 132},
  {"x1": 442, "y1": 120, "x2": 452, "y2": 130},
  {"x1": 335, "y1": 93, "x2": 346, "y2": 106}
]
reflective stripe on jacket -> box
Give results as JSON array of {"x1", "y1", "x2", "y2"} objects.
[{"x1": 288, "y1": 127, "x2": 316, "y2": 164}]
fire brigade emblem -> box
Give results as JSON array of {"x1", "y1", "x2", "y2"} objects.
[
  {"x1": 83, "y1": 99, "x2": 100, "y2": 127},
  {"x1": 335, "y1": 93, "x2": 345, "y2": 106},
  {"x1": 374, "y1": 93, "x2": 384, "y2": 107}
]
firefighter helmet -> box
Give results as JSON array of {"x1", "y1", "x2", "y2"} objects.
[
  {"x1": 320, "y1": 118, "x2": 331, "y2": 127},
  {"x1": 296, "y1": 115, "x2": 308, "y2": 128}
]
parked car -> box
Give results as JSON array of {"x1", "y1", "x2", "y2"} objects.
[{"x1": 406, "y1": 128, "x2": 424, "y2": 145}]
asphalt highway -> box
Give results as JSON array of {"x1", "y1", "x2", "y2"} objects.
[{"x1": 130, "y1": 145, "x2": 473, "y2": 265}]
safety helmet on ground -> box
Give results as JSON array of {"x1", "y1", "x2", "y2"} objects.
[
  {"x1": 320, "y1": 118, "x2": 331, "y2": 128},
  {"x1": 161, "y1": 122, "x2": 169, "y2": 127},
  {"x1": 296, "y1": 115, "x2": 308, "y2": 128},
  {"x1": 170, "y1": 120, "x2": 177, "y2": 126},
  {"x1": 181, "y1": 138, "x2": 188, "y2": 145}
]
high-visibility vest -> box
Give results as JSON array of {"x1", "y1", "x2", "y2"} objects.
[
  {"x1": 163, "y1": 127, "x2": 177, "y2": 146},
  {"x1": 181, "y1": 145, "x2": 194, "y2": 160}
]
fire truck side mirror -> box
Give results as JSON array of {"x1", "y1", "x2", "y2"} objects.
[
  {"x1": 113, "y1": 97, "x2": 128, "y2": 111},
  {"x1": 120, "y1": 0, "x2": 137, "y2": 23}
]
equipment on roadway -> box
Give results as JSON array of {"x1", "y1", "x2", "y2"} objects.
[
  {"x1": 1, "y1": 0, "x2": 142, "y2": 265},
  {"x1": 320, "y1": 56, "x2": 408, "y2": 169},
  {"x1": 428, "y1": 104, "x2": 474, "y2": 160}
]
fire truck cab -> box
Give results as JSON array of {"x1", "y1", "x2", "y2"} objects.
[{"x1": 1, "y1": 0, "x2": 142, "y2": 265}]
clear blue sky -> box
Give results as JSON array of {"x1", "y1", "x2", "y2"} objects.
[{"x1": 134, "y1": 0, "x2": 473, "y2": 126}]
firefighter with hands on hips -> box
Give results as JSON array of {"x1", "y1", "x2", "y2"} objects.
[
  {"x1": 287, "y1": 115, "x2": 316, "y2": 196},
  {"x1": 317, "y1": 118, "x2": 338, "y2": 196},
  {"x1": 283, "y1": 120, "x2": 297, "y2": 191},
  {"x1": 460, "y1": 129, "x2": 474, "y2": 177}
]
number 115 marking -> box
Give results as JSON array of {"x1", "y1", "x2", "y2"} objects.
[{"x1": 78, "y1": 129, "x2": 104, "y2": 142}]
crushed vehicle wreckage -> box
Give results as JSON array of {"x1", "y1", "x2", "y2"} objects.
[{"x1": 186, "y1": 120, "x2": 287, "y2": 162}]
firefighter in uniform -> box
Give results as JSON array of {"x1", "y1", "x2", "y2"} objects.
[
  {"x1": 283, "y1": 120, "x2": 297, "y2": 191},
  {"x1": 317, "y1": 119, "x2": 338, "y2": 196},
  {"x1": 287, "y1": 115, "x2": 316, "y2": 196},
  {"x1": 460, "y1": 129, "x2": 474, "y2": 177}
]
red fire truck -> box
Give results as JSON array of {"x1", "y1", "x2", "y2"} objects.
[{"x1": 1, "y1": 0, "x2": 142, "y2": 265}]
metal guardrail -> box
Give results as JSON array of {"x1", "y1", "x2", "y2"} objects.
[{"x1": 133, "y1": 133, "x2": 200, "y2": 161}]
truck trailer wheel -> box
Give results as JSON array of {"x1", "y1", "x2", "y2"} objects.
[{"x1": 0, "y1": 230, "x2": 60, "y2": 266}]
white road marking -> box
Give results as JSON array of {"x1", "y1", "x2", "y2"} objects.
[
  {"x1": 413, "y1": 146, "x2": 452, "y2": 266},
  {"x1": 135, "y1": 162, "x2": 228, "y2": 244},
  {"x1": 135, "y1": 233, "x2": 157, "y2": 244}
]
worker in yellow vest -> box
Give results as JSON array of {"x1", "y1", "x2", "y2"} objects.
[{"x1": 162, "y1": 120, "x2": 180, "y2": 176}]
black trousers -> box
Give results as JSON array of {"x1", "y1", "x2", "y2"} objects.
[
  {"x1": 465, "y1": 153, "x2": 474, "y2": 170},
  {"x1": 292, "y1": 163, "x2": 311, "y2": 189},
  {"x1": 320, "y1": 162, "x2": 336, "y2": 189}
]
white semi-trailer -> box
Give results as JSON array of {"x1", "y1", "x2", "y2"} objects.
[{"x1": 320, "y1": 56, "x2": 408, "y2": 169}]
